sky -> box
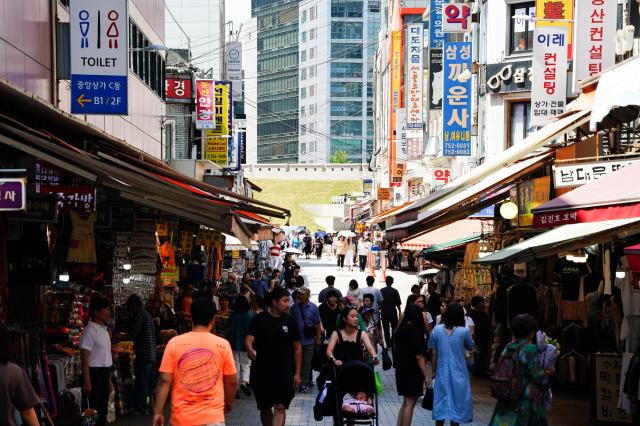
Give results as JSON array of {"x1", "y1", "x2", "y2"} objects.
[{"x1": 227, "y1": 0, "x2": 253, "y2": 32}]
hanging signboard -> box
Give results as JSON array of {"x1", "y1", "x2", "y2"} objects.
[
  {"x1": 517, "y1": 176, "x2": 551, "y2": 227},
  {"x1": 204, "y1": 130, "x2": 228, "y2": 166},
  {"x1": 70, "y1": 0, "x2": 128, "y2": 115},
  {"x1": 485, "y1": 61, "x2": 533, "y2": 94},
  {"x1": 40, "y1": 186, "x2": 96, "y2": 212},
  {"x1": 377, "y1": 187, "x2": 391, "y2": 200},
  {"x1": 429, "y1": 0, "x2": 444, "y2": 49},
  {"x1": 406, "y1": 24, "x2": 424, "y2": 132},
  {"x1": 442, "y1": 3, "x2": 471, "y2": 33},
  {"x1": 594, "y1": 353, "x2": 631, "y2": 423},
  {"x1": 536, "y1": 0, "x2": 574, "y2": 59},
  {"x1": 195, "y1": 79, "x2": 215, "y2": 129},
  {"x1": 389, "y1": 31, "x2": 402, "y2": 186},
  {"x1": 553, "y1": 159, "x2": 640, "y2": 188},
  {"x1": 531, "y1": 26, "x2": 568, "y2": 126},
  {"x1": 225, "y1": 42, "x2": 243, "y2": 80},
  {"x1": 573, "y1": 0, "x2": 616, "y2": 86},
  {"x1": 204, "y1": 81, "x2": 233, "y2": 164},
  {"x1": 0, "y1": 179, "x2": 26, "y2": 211},
  {"x1": 165, "y1": 77, "x2": 192, "y2": 103},
  {"x1": 429, "y1": 49, "x2": 443, "y2": 110},
  {"x1": 442, "y1": 41, "x2": 472, "y2": 156}
]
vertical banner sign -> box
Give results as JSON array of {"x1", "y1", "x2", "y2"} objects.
[
  {"x1": 204, "y1": 81, "x2": 233, "y2": 165},
  {"x1": 429, "y1": 49, "x2": 443, "y2": 109},
  {"x1": 389, "y1": 31, "x2": 403, "y2": 185},
  {"x1": 429, "y1": 0, "x2": 444, "y2": 49},
  {"x1": 531, "y1": 27, "x2": 568, "y2": 126},
  {"x1": 395, "y1": 109, "x2": 407, "y2": 163},
  {"x1": 442, "y1": 41, "x2": 472, "y2": 156},
  {"x1": 195, "y1": 79, "x2": 215, "y2": 129},
  {"x1": 225, "y1": 42, "x2": 243, "y2": 102},
  {"x1": 442, "y1": 3, "x2": 472, "y2": 33},
  {"x1": 406, "y1": 24, "x2": 424, "y2": 160},
  {"x1": 573, "y1": 0, "x2": 616, "y2": 86},
  {"x1": 70, "y1": 0, "x2": 128, "y2": 115},
  {"x1": 536, "y1": 0, "x2": 574, "y2": 59}
]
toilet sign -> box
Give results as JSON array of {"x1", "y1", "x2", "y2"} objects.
[{"x1": 70, "y1": 0, "x2": 128, "y2": 115}]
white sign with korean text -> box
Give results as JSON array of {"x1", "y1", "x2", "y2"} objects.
[
  {"x1": 442, "y1": 3, "x2": 472, "y2": 33},
  {"x1": 406, "y1": 24, "x2": 424, "y2": 134},
  {"x1": 395, "y1": 109, "x2": 407, "y2": 162},
  {"x1": 573, "y1": 0, "x2": 616, "y2": 87},
  {"x1": 531, "y1": 26, "x2": 568, "y2": 126},
  {"x1": 553, "y1": 159, "x2": 640, "y2": 188}
]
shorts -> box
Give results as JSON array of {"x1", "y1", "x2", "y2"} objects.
[
  {"x1": 395, "y1": 370, "x2": 424, "y2": 397},
  {"x1": 250, "y1": 370, "x2": 295, "y2": 411}
]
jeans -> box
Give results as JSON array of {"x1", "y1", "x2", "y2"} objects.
[
  {"x1": 134, "y1": 360, "x2": 156, "y2": 412},
  {"x1": 233, "y1": 350, "x2": 251, "y2": 384},
  {"x1": 337, "y1": 254, "x2": 345, "y2": 268},
  {"x1": 83, "y1": 367, "x2": 110, "y2": 426},
  {"x1": 301, "y1": 344, "x2": 315, "y2": 387},
  {"x1": 381, "y1": 316, "x2": 398, "y2": 349},
  {"x1": 358, "y1": 255, "x2": 367, "y2": 271}
]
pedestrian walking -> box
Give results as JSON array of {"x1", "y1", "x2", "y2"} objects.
[
  {"x1": 400, "y1": 294, "x2": 433, "y2": 335},
  {"x1": 336, "y1": 236, "x2": 347, "y2": 270},
  {"x1": 318, "y1": 275, "x2": 343, "y2": 304},
  {"x1": 228, "y1": 296, "x2": 254, "y2": 398},
  {"x1": 361, "y1": 275, "x2": 384, "y2": 311},
  {"x1": 154, "y1": 298, "x2": 237, "y2": 426},
  {"x1": 80, "y1": 295, "x2": 114, "y2": 426},
  {"x1": 315, "y1": 236, "x2": 324, "y2": 259},
  {"x1": 218, "y1": 272, "x2": 240, "y2": 301},
  {"x1": 303, "y1": 234, "x2": 313, "y2": 259},
  {"x1": 380, "y1": 275, "x2": 402, "y2": 348},
  {"x1": 213, "y1": 295, "x2": 233, "y2": 338},
  {"x1": 359, "y1": 294, "x2": 382, "y2": 353},
  {"x1": 0, "y1": 325, "x2": 40, "y2": 426},
  {"x1": 326, "y1": 307, "x2": 379, "y2": 366},
  {"x1": 347, "y1": 279, "x2": 363, "y2": 308},
  {"x1": 425, "y1": 282, "x2": 441, "y2": 326},
  {"x1": 246, "y1": 287, "x2": 302, "y2": 426},
  {"x1": 345, "y1": 237, "x2": 355, "y2": 271},
  {"x1": 357, "y1": 236, "x2": 369, "y2": 271},
  {"x1": 290, "y1": 287, "x2": 323, "y2": 392},
  {"x1": 282, "y1": 253, "x2": 297, "y2": 283},
  {"x1": 394, "y1": 304, "x2": 429, "y2": 426},
  {"x1": 428, "y1": 302, "x2": 475, "y2": 426},
  {"x1": 319, "y1": 289, "x2": 341, "y2": 339},
  {"x1": 126, "y1": 294, "x2": 157, "y2": 415},
  {"x1": 489, "y1": 314, "x2": 553, "y2": 426}
]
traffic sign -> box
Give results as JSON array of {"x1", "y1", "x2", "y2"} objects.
[{"x1": 70, "y1": 0, "x2": 128, "y2": 115}]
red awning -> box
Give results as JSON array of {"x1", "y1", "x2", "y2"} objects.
[{"x1": 532, "y1": 160, "x2": 640, "y2": 227}]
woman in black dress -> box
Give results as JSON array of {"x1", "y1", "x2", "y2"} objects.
[
  {"x1": 394, "y1": 304, "x2": 429, "y2": 426},
  {"x1": 326, "y1": 307, "x2": 379, "y2": 366}
]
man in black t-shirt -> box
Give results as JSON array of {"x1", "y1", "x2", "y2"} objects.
[
  {"x1": 380, "y1": 276, "x2": 402, "y2": 348},
  {"x1": 246, "y1": 287, "x2": 301, "y2": 426}
]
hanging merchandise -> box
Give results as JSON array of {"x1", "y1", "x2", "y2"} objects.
[
  {"x1": 66, "y1": 211, "x2": 97, "y2": 264},
  {"x1": 453, "y1": 241, "x2": 492, "y2": 301},
  {"x1": 130, "y1": 219, "x2": 157, "y2": 274}
]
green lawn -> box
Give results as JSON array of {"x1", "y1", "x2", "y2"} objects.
[{"x1": 250, "y1": 178, "x2": 362, "y2": 229}]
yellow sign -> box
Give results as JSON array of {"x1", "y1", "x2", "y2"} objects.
[
  {"x1": 195, "y1": 228, "x2": 219, "y2": 246},
  {"x1": 377, "y1": 188, "x2": 391, "y2": 200},
  {"x1": 160, "y1": 266, "x2": 179, "y2": 287},
  {"x1": 156, "y1": 221, "x2": 169, "y2": 237},
  {"x1": 389, "y1": 30, "x2": 402, "y2": 185},
  {"x1": 210, "y1": 82, "x2": 231, "y2": 136},
  {"x1": 536, "y1": 0, "x2": 573, "y2": 58},
  {"x1": 517, "y1": 176, "x2": 551, "y2": 227},
  {"x1": 204, "y1": 130, "x2": 228, "y2": 166},
  {"x1": 231, "y1": 250, "x2": 240, "y2": 259},
  {"x1": 179, "y1": 231, "x2": 193, "y2": 255}
]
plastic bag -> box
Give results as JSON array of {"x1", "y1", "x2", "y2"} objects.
[{"x1": 374, "y1": 371, "x2": 383, "y2": 395}]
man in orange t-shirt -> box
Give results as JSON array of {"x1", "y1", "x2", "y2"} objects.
[{"x1": 153, "y1": 298, "x2": 237, "y2": 426}]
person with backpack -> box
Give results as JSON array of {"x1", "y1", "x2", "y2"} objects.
[
  {"x1": 489, "y1": 314, "x2": 552, "y2": 426},
  {"x1": 428, "y1": 302, "x2": 474, "y2": 426}
]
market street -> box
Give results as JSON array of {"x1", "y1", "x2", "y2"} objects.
[{"x1": 120, "y1": 256, "x2": 590, "y2": 426}]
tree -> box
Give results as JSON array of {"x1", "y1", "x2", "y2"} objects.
[{"x1": 330, "y1": 150, "x2": 349, "y2": 164}]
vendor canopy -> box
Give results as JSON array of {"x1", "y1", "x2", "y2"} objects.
[
  {"x1": 532, "y1": 161, "x2": 640, "y2": 227},
  {"x1": 474, "y1": 218, "x2": 640, "y2": 265},
  {"x1": 396, "y1": 219, "x2": 486, "y2": 250}
]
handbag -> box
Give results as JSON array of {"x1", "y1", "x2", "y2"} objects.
[
  {"x1": 422, "y1": 380, "x2": 434, "y2": 411},
  {"x1": 311, "y1": 345, "x2": 325, "y2": 371},
  {"x1": 381, "y1": 347, "x2": 392, "y2": 371}
]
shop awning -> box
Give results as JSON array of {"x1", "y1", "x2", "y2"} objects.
[
  {"x1": 385, "y1": 152, "x2": 552, "y2": 239},
  {"x1": 396, "y1": 219, "x2": 486, "y2": 250},
  {"x1": 380, "y1": 109, "x2": 591, "y2": 228},
  {"x1": 422, "y1": 234, "x2": 484, "y2": 254},
  {"x1": 365, "y1": 201, "x2": 414, "y2": 225},
  {"x1": 474, "y1": 218, "x2": 640, "y2": 264},
  {"x1": 532, "y1": 161, "x2": 640, "y2": 227},
  {"x1": 224, "y1": 234, "x2": 258, "y2": 251}
]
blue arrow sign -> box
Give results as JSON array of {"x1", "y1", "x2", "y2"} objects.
[{"x1": 71, "y1": 74, "x2": 127, "y2": 114}]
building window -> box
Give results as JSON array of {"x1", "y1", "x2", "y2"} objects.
[
  {"x1": 368, "y1": 1, "x2": 380, "y2": 13},
  {"x1": 300, "y1": 106, "x2": 306, "y2": 117},
  {"x1": 164, "y1": 122, "x2": 174, "y2": 162},
  {"x1": 331, "y1": 1, "x2": 364, "y2": 18},
  {"x1": 331, "y1": 43, "x2": 363, "y2": 59},
  {"x1": 310, "y1": 6, "x2": 316, "y2": 20},
  {"x1": 331, "y1": 100, "x2": 362, "y2": 116},
  {"x1": 301, "y1": 143, "x2": 307, "y2": 154},
  {"x1": 309, "y1": 65, "x2": 317, "y2": 77},
  {"x1": 508, "y1": 101, "x2": 533, "y2": 147},
  {"x1": 128, "y1": 20, "x2": 164, "y2": 98},
  {"x1": 301, "y1": 10, "x2": 307, "y2": 23},
  {"x1": 331, "y1": 62, "x2": 363, "y2": 78},
  {"x1": 331, "y1": 22, "x2": 364, "y2": 40},
  {"x1": 300, "y1": 87, "x2": 307, "y2": 99},
  {"x1": 300, "y1": 68, "x2": 307, "y2": 80},
  {"x1": 310, "y1": 46, "x2": 316, "y2": 59},
  {"x1": 331, "y1": 120, "x2": 363, "y2": 135},
  {"x1": 300, "y1": 50, "x2": 307, "y2": 62},
  {"x1": 301, "y1": 31, "x2": 307, "y2": 43},
  {"x1": 510, "y1": 2, "x2": 535, "y2": 53},
  {"x1": 309, "y1": 84, "x2": 315, "y2": 96},
  {"x1": 331, "y1": 81, "x2": 363, "y2": 97},
  {"x1": 310, "y1": 28, "x2": 316, "y2": 40},
  {"x1": 310, "y1": 103, "x2": 316, "y2": 115}
]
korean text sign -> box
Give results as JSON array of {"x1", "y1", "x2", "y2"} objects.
[
  {"x1": 536, "y1": 0, "x2": 574, "y2": 59},
  {"x1": 165, "y1": 78, "x2": 192, "y2": 102},
  {"x1": 531, "y1": 26, "x2": 568, "y2": 126},
  {"x1": 204, "y1": 81, "x2": 233, "y2": 165},
  {"x1": 406, "y1": 24, "x2": 424, "y2": 131},
  {"x1": 195, "y1": 79, "x2": 215, "y2": 129},
  {"x1": 442, "y1": 41, "x2": 472, "y2": 156},
  {"x1": 573, "y1": 0, "x2": 616, "y2": 85},
  {"x1": 442, "y1": 3, "x2": 471, "y2": 33},
  {"x1": 70, "y1": 0, "x2": 128, "y2": 115},
  {"x1": 429, "y1": 0, "x2": 444, "y2": 49},
  {"x1": 0, "y1": 179, "x2": 26, "y2": 211}
]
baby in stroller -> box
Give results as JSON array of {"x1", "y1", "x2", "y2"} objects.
[{"x1": 342, "y1": 391, "x2": 375, "y2": 415}]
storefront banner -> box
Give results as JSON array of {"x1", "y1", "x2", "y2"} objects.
[
  {"x1": 428, "y1": 49, "x2": 443, "y2": 110},
  {"x1": 406, "y1": 24, "x2": 424, "y2": 132},
  {"x1": 573, "y1": 0, "x2": 616, "y2": 86},
  {"x1": 225, "y1": 42, "x2": 243, "y2": 81},
  {"x1": 429, "y1": 0, "x2": 444, "y2": 49},
  {"x1": 536, "y1": 0, "x2": 574, "y2": 59},
  {"x1": 0, "y1": 179, "x2": 26, "y2": 211},
  {"x1": 442, "y1": 3, "x2": 471, "y2": 33},
  {"x1": 195, "y1": 79, "x2": 215, "y2": 129},
  {"x1": 34, "y1": 160, "x2": 60, "y2": 193},
  {"x1": 395, "y1": 109, "x2": 407, "y2": 163},
  {"x1": 433, "y1": 169, "x2": 451, "y2": 185},
  {"x1": 517, "y1": 176, "x2": 550, "y2": 227},
  {"x1": 553, "y1": 158, "x2": 640, "y2": 188},
  {"x1": 390, "y1": 31, "x2": 402, "y2": 185},
  {"x1": 165, "y1": 78, "x2": 192, "y2": 103},
  {"x1": 204, "y1": 130, "x2": 228, "y2": 166},
  {"x1": 485, "y1": 61, "x2": 533, "y2": 94},
  {"x1": 377, "y1": 187, "x2": 391, "y2": 200},
  {"x1": 531, "y1": 26, "x2": 568, "y2": 126},
  {"x1": 211, "y1": 81, "x2": 232, "y2": 136},
  {"x1": 40, "y1": 186, "x2": 96, "y2": 212},
  {"x1": 442, "y1": 41, "x2": 472, "y2": 156}
]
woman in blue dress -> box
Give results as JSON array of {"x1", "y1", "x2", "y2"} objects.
[{"x1": 428, "y1": 302, "x2": 475, "y2": 425}]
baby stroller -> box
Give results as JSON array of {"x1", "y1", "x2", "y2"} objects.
[{"x1": 314, "y1": 360, "x2": 379, "y2": 426}]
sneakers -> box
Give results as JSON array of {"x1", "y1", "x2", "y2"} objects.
[{"x1": 298, "y1": 385, "x2": 309, "y2": 393}]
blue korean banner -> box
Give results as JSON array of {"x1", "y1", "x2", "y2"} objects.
[
  {"x1": 442, "y1": 41, "x2": 472, "y2": 156},
  {"x1": 429, "y1": 0, "x2": 444, "y2": 49}
]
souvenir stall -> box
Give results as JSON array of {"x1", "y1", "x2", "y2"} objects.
[{"x1": 223, "y1": 233, "x2": 259, "y2": 275}]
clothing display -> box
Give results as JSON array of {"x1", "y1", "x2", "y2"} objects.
[{"x1": 66, "y1": 211, "x2": 97, "y2": 264}]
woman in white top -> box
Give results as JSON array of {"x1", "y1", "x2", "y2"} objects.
[
  {"x1": 435, "y1": 299, "x2": 475, "y2": 337},
  {"x1": 345, "y1": 237, "x2": 356, "y2": 271}
]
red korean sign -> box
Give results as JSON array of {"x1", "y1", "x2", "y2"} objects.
[
  {"x1": 195, "y1": 79, "x2": 215, "y2": 129},
  {"x1": 165, "y1": 78, "x2": 192, "y2": 102},
  {"x1": 442, "y1": 3, "x2": 471, "y2": 33},
  {"x1": 433, "y1": 169, "x2": 451, "y2": 185},
  {"x1": 40, "y1": 186, "x2": 96, "y2": 213}
]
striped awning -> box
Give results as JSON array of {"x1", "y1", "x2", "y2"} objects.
[{"x1": 396, "y1": 219, "x2": 487, "y2": 250}]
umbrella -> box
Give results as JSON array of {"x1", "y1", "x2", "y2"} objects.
[
  {"x1": 338, "y1": 230, "x2": 356, "y2": 237},
  {"x1": 282, "y1": 247, "x2": 302, "y2": 254},
  {"x1": 314, "y1": 231, "x2": 327, "y2": 237},
  {"x1": 417, "y1": 268, "x2": 440, "y2": 277}
]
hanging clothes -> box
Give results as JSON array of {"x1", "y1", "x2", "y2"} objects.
[
  {"x1": 159, "y1": 241, "x2": 176, "y2": 267},
  {"x1": 66, "y1": 211, "x2": 97, "y2": 263}
]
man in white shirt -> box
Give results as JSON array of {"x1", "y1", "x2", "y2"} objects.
[
  {"x1": 357, "y1": 237, "x2": 370, "y2": 272},
  {"x1": 79, "y1": 296, "x2": 113, "y2": 426}
]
